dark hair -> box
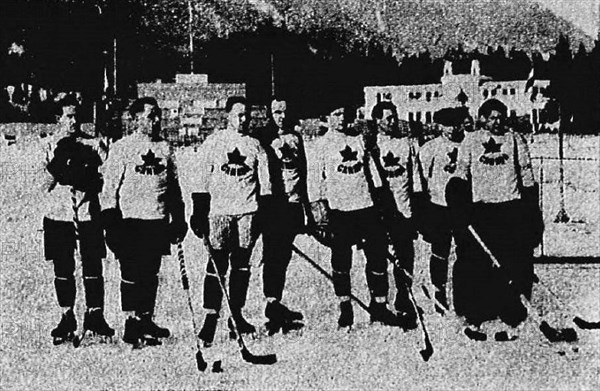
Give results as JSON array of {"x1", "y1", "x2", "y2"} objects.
[
  {"x1": 55, "y1": 93, "x2": 80, "y2": 116},
  {"x1": 433, "y1": 107, "x2": 464, "y2": 126},
  {"x1": 129, "y1": 97, "x2": 161, "y2": 119},
  {"x1": 478, "y1": 99, "x2": 507, "y2": 118},
  {"x1": 225, "y1": 96, "x2": 247, "y2": 113},
  {"x1": 371, "y1": 101, "x2": 398, "y2": 120}
]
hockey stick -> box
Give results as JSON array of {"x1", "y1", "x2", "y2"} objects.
[
  {"x1": 531, "y1": 273, "x2": 597, "y2": 330},
  {"x1": 175, "y1": 241, "x2": 208, "y2": 372},
  {"x1": 203, "y1": 239, "x2": 277, "y2": 365},
  {"x1": 467, "y1": 225, "x2": 577, "y2": 343},
  {"x1": 291, "y1": 244, "x2": 370, "y2": 313},
  {"x1": 71, "y1": 188, "x2": 86, "y2": 348},
  {"x1": 383, "y1": 251, "x2": 434, "y2": 361}
]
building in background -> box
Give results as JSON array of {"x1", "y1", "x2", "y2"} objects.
[{"x1": 364, "y1": 60, "x2": 552, "y2": 132}]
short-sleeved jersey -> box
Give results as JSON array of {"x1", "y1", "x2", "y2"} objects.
[
  {"x1": 42, "y1": 129, "x2": 107, "y2": 222},
  {"x1": 100, "y1": 133, "x2": 184, "y2": 220},
  {"x1": 375, "y1": 133, "x2": 418, "y2": 217},
  {"x1": 457, "y1": 129, "x2": 535, "y2": 203},
  {"x1": 418, "y1": 136, "x2": 463, "y2": 207},
  {"x1": 262, "y1": 129, "x2": 307, "y2": 203},
  {"x1": 307, "y1": 131, "x2": 381, "y2": 212},
  {"x1": 195, "y1": 129, "x2": 271, "y2": 216}
]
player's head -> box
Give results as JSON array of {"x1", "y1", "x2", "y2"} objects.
[
  {"x1": 226, "y1": 96, "x2": 248, "y2": 134},
  {"x1": 434, "y1": 107, "x2": 466, "y2": 142},
  {"x1": 56, "y1": 93, "x2": 81, "y2": 134},
  {"x1": 129, "y1": 97, "x2": 161, "y2": 138},
  {"x1": 478, "y1": 99, "x2": 507, "y2": 134},
  {"x1": 371, "y1": 101, "x2": 399, "y2": 136},
  {"x1": 269, "y1": 97, "x2": 287, "y2": 130},
  {"x1": 328, "y1": 106, "x2": 346, "y2": 133}
]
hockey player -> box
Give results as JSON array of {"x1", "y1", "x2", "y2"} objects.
[
  {"x1": 100, "y1": 97, "x2": 187, "y2": 346},
  {"x1": 449, "y1": 99, "x2": 542, "y2": 341},
  {"x1": 416, "y1": 107, "x2": 468, "y2": 315},
  {"x1": 42, "y1": 94, "x2": 113, "y2": 345},
  {"x1": 254, "y1": 98, "x2": 306, "y2": 333},
  {"x1": 307, "y1": 105, "x2": 400, "y2": 328},
  {"x1": 369, "y1": 100, "x2": 420, "y2": 329},
  {"x1": 190, "y1": 97, "x2": 271, "y2": 346}
]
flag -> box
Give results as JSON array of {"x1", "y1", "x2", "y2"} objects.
[
  {"x1": 103, "y1": 62, "x2": 110, "y2": 95},
  {"x1": 524, "y1": 67, "x2": 535, "y2": 93}
]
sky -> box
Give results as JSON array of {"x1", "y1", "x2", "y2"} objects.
[{"x1": 532, "y1": 0, "x2": 599, "y2": 38}]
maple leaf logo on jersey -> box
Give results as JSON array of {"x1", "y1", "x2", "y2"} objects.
[
  {"x1": 443, "y1": 147, "x2": 458, "y2": 173},
  {"x1": 221, "y1": 147, "x2": 251, "y2": 176},
  {"x1": 381, "y1": 151, "x2": 406, "y2": 178},
  {"x1": 479, "y1": 137, "x2": 509, "y2": 166},
  {"x1": 340, "y1": 145, "x2": 358, "y2": 162},
  {"x1": 135, "y1": 149, "x2": 166, "y2": 175},
  {"x1": 337, "y1": 145, "x2": 363, "y2": 174}
]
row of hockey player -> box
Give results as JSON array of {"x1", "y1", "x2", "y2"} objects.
[{"x1": 41, "y1": 92, "x2": 542, "y2": 347}]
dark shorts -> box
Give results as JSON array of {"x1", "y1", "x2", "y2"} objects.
[
  {"x1": 112, "y1": 219, "x2": 171, "y2": 260},
  {"x1": 43, "y1": 217, "x2": 106, "y2": 260}
]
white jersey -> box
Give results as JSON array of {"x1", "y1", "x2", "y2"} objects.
[
  {"x1": 264, "y1": 130, "x2": 306, "y2": 203},
  {"x1": 418, "y1": 136, "x2": 463, "y2": 207},
  {"x1": 41, "y1": 129, "x2": 107, "y2": 222},
  {"x1": 100, "y1": 133, "x2": 184, "y2": 220},
  {"x1": 194, "y1": 129, "x2": 271, "y2": 216},
  {"x1": 375, "y1": 134, "x2": 418, "y2": 217},
  {"x1": 457, "y1": 129, "x2": 535, "y2": 204},
  {"x1": 307, "y1": 131, "x2": 381, "y2": 212}
]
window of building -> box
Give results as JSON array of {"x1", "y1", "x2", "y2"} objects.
[
  {"x1": 532, "y1": 86, "x2": 539, "y2": 95},
  {"x1": 408, "y1": 92, "x2": 414, "y2": 100},
  {"x1": 491, "y1": 89, "x2": 497, "y2": 96},
  {"x1": 483, "y1": 89, "x2": 489, "y2": 98},
  {"x1": 532, "y1": 109, "x2": 538, "y2": 124},
  {"x1": 510, "y1": 110, "x2": 517, "y2": 117},
  {"x1": 415, "y1": 92, "x2": 422, "y2": 100},
  {"x1": 510, "y1": 88, "x2": 516, "y2": 95},
  {"x1": 408, "y1": 112, "x2": 414, "y2": 122},
  {"x1": 502, "y1": 88, "x2": 508, "y2": 95},
  {"x1": 434, "y1": 91, "x2": 439, "y2": 98},
  {"x1": 426, "y1": 91, "x2": 432, "y2": 102},
  {"x1": 416, "y1": 112, "x2": 422, "y2": 122},
  {"x1": 425, "y1": 111, "x2": 432, "y2": 123}
]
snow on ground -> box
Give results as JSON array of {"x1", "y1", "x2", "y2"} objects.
[{"x1": 0, "y1": 133, "x2": 598, "y2": 390}]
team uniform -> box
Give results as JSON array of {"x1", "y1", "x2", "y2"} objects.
[
  {"x1": 308, "y1": 128, "x2": 398, "y2": 326},
  {"x1": 453, "y1": 128, "x2": 538, "y2": 329},
  {"x1": 41, "y1": 129, "x2": 112, "y2": 344},
  {"x1": 100, "y1": 132, "x2": 186, "y2": 343},
  {"x1": 255, "y1": 126, "x2": 307, "y2": 328},
  {"x1": 193, "y1": 128, "x2": 271, "y2": 342},
  {"x1": 417, "y1": 134, "x2": 465, "y2": 314},
  {"x1": 372, "y1": 133, "x2": 420, "y2": 324}
]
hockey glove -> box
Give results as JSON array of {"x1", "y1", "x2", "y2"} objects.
[
  {"x1": 169, "y1": 219, "x2": 188, "y2": 244},
  {"x1": 412, "y1": 192, "x2": 433, "y2": 242},
  {"x1": 190, "y1": 193, "x2": 210, "y2": 238},
  {"x1": 521, "y1": 184, "x2": 544, "y2": 249},
  {"x1": 307, "y1": 200, "x2": 333, "y2": 247}
]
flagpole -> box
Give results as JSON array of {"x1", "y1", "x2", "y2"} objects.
[{"x1": 188, "y1": 0, "x2": 194, "y2": 74}]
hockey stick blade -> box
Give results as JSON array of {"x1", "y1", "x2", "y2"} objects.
[
  {"x1": 196, "y1": 350, "x2": 208, "y2": 372},
  {"x1": 241, "y1": 347, "x2": 277, "y2": 365},
  {"x1": 573, "y1": 316, "x2": 600, "y2": 330},
  {"x1": 419, "y1": 340, "x2": 434, "y2": 362},
  {"x1": 539, "y1": 321, "x2": 578, "y2": 343}
]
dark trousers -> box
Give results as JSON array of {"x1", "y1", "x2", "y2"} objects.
[
  {"x1": 261, "y1": 201, "x2": 304, "y2": 301},
  {"x1": 203, "y1": 247, "x2": 252, "y2": 314},
  {"x1": 43, "y1": 218, "x2": 106, "y2": 309},
  {"x1": 453, "y1": 200, "x2": 533, "y2": 327},
  {"x1": 114, "y1": 219, "x2": 168, "y2": 315},
  {"x1": 383, "y1": 212, "x2": 416, "y2": 311},
  {"x1": 330, "y1": 207, "x2": 389, "y2": 299}
]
